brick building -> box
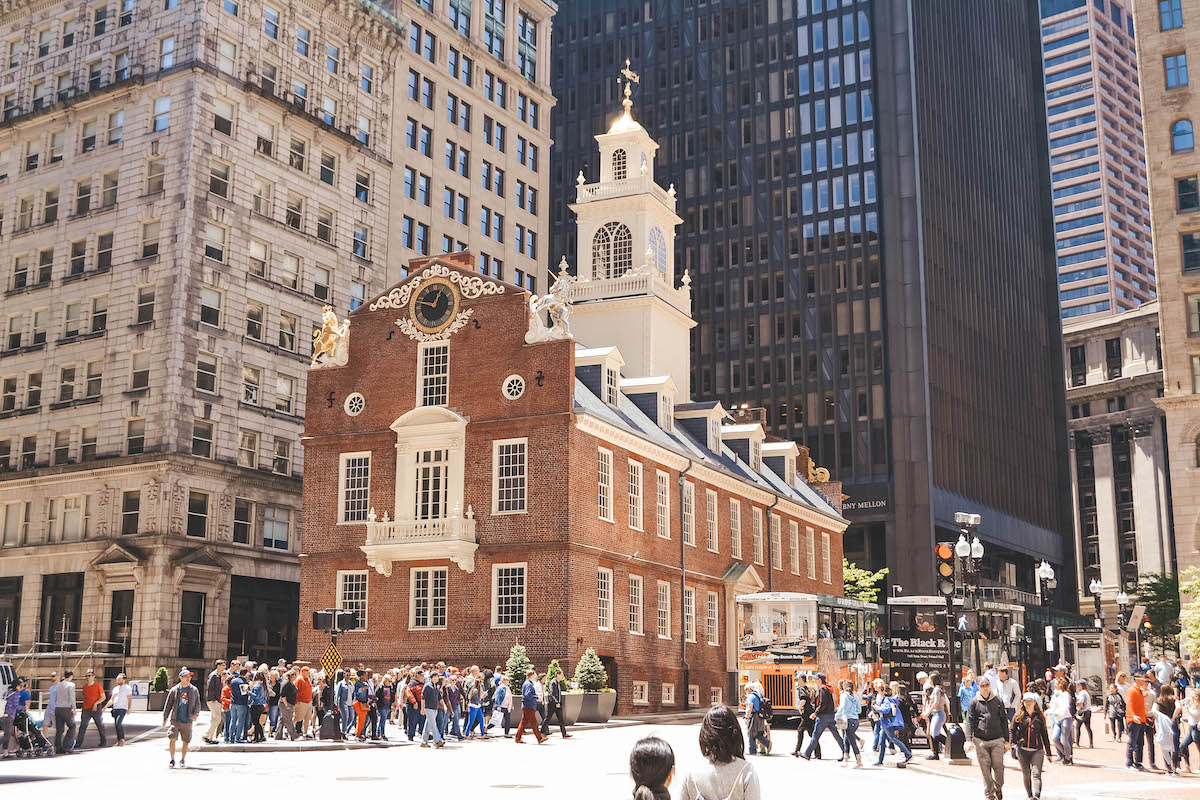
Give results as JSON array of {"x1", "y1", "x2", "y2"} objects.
[{"x1": 300, "y1": 90, "x2": 848, "y2": 713}]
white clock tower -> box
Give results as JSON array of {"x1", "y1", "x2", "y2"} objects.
[{"x1": 566, "y1": 62, "x2": 695, "y2": 399}]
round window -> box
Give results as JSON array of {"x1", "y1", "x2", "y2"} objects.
[
  {"x1": 344, "y1": 392, "x2": 366, "y2": 416},
  {"x1": 502, "y1": 374, "x2": 525, "y2": 400}
]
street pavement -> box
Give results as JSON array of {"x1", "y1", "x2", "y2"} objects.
[{"x1": 0, "y1": 710, "x2": 1195, "y2": 799}]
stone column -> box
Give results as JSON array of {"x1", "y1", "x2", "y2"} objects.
[
  {"x1": 1088, "y1": 426, "x2": 1120, "y2": 590},
  {"x1": 1129, "y1": 417, "x2": 1169, "y2": 576},
  {"x1": 1067, "y1": 433, "x2": 1083, "y2": 601}
]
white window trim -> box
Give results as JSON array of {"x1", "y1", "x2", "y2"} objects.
[
  {"x1": 409, "y1": 566, "x2": 448, "y2": 630},
  {"x1": 655, "y1": 469, "x2": 671, "y2": 539},
  {"x1": 416, "y1": 340, "x2": 450, "y2": 407},
  {"x1": 627, "y1": 459, "x2": 643, "y2": 531},
  {"x1": 337, "y1": 451, "x2": 371, "y2": 524},
  {"x1": 490, "y1": 560, "x2": 527, "y2": 629},
  {"x1": 752, "y1": 507, "x2": 764, "y2": 565},
  {"x1": 705, "y1": 488, "x2": 719, "y2": 553},
  {"x1": 657, "y1": 579, "x2": 671, "y2": 640},
  {"x1": 684, "y1": 585, "x2": 696, "y2": 643},
  {"x1": 597, "y1": 566, "x2": 614, "y2": 631},
  {"x1": 491, "y1": 437, "x2": 528, "y2": 515},
  {"x1": 770, "y1": 512, "x2": 782, "y2": 571},
  {"x1": 335, "y1": 569, "x2": 368, "y2": 631},
  {"x1": 662, "y1": 682, "x2": 676, "y2": 705},
  {"x1": 730, "y1": 498, "x2": 742, "y2": 559},
  {"x1": 632, "y1": 680, "x2": 649, "y2": 705},
  {"x1": 789, "y1": 520, "x2": 800, "y2": 575},
  {"x1": 597, "y1": 446, "x2": 614, "y2": 522},
  {"x1": 807, "y1": 526, "x2": 817, "y2": 579},
  {"x1": 682, "y1": 479, "x2": 695, "y2": 546},
  {"x1": 688, "y1": 684, "x2": 700, "y2": 706},
  {"x1": 628, "y1": 573, "x2": 643, "y2": 636},
  {"x1": 706, "y1": 590, "x2": 719, "y2": 646},
  {"x1": 710, "y1": 686, "x2": 723, "y2": 705},
  {"x1": 822, "y1": 531, "x2": 832, "y2": 583}
]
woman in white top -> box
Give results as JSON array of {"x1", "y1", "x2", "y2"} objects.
[
  {"x1": 1047, "y1": 677, "x2": 1074, "y2": 765},
  {"x1": 680, "y1": 705, "x2": 761, "y2": 800},
  {"x1": 102, "y1": 673, "x2": 133, "y2": 746},
  {"x1": 1074, "y1": 681, "x2": 1093, "y2": 748},
  {"x1": 1180, "y1": 687, "x2": 1200, "y2": 774}
]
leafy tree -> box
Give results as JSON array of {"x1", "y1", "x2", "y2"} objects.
[
  {"x1": 152, "y1": 667, "x2": 170, "y2": 692},
  {"x1": 1180, "y1": 567, "x2": 1200, "y2": 658},
  {"x1": 573, "y1": 648, "x2": 609, "y2": 691},
  {"x1": 843, "y1": 558, "x2": 889, "y2": 603},
  {"x1": 506, "y1": 642, "x2": 531, "y2": 688},
  {"x1": 1133, "y1": 572, "x2": 1181, "y2": 655}
]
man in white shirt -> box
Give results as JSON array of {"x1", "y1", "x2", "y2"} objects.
[
  {"x1": 982, "y1": 662, "x2": 1002, "y2": 696},
  {"x1": 996, "y1": 666, "x2": 1021, "y2": 722}
]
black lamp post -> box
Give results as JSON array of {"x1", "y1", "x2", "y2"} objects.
[
  {"x1": 954, "y1": 513, "x2": 984, "y2": 676},
  {"x1": 1088, "y1": 578, "x2": 1103, "y2": 629}
]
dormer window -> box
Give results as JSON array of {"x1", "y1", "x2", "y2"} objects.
[
  {"x1": 660, "y1": 394, "x2": 674, "y2": 432},
  {"x1": 786, "y1": 458, "x2": 795, "y2": 484},
  {"x1": 604, "y1": 366, "x2": 619, "y2": 405},
  {"x1": 750, "y1": 438, "x2": 761, "y2": 471},
  {"x1": 709, "y1": 418, "x2": 720, "y2": 450},
  {"x1": 612, "y1": 148, "x2": 627, "y2": 180}
]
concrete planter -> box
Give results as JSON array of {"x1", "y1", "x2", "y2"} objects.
[
  {"x1": 576, "y1": 691, "x2": 617, "y2": 723},
  {"x1": 560, "y1": 692, "x2": 583, "y2": 726},
  {"x1": 147, "y1": 692, "x2": 167, "y2": 712}
]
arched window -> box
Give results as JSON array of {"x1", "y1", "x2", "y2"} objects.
[
  {"x1": 649, "y1": 227, "x2": 667, "y2": 276},
  {"x1": 1173, "y1": 119, "x2": 1195, "y2": 153},
  {"x1": 612, "y1": 149, "x2": 627, "y2": 181},
  {"x1": 592, "y1": 222, "x2": 633, "y2": 279}
]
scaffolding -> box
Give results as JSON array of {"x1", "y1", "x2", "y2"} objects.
[{"x1": 1, "y1": 616, "x2": 130, "y2": 709}]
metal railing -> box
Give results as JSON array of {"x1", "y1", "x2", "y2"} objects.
[{"x1": 957, "y1": 585, "x2": 1040, "y2": 606}]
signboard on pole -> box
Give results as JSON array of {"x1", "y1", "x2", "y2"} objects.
[{"x1": 1126, "y1": 604, "x2": 1146, "y2": 633}]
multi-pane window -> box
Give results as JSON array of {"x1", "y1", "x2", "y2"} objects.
[
  {"x1": 337, "y1": 571, "x2": 368, "y2": 630},
  {"x1": 192, "y1": 420, "x2": 214, "y2": 458},
  {"x1": 126, "y1": 419, "x2": 145, "y2": 454},
  {"x1": 272, "y1": 438, "x2": 292, "y2": 476},
  {"x1": 264, "y1": 7, "x2": 279, "y2": 38},
  {"x1": 146, "y1": 158, "x2": 165, "y2": 193},
  {"x1": 187, "y1": 491, "x2": 209, "y2": 537},
  {"x1": 339, "y1": 452, "x2": 371, "y2": 522},
  {"x1": 411, "y1": 567, "x2": 448, "y2": 629},
  {"x1": 237, "y1": 430, "x2": 257, "y2": 469},
  {"x1": 278, "y1": 312, "x2": 298, "y2": 351},
  {"x1": 706, "y1": 489, "x2": 718, "y2": 551},
  {"x1": 485, "y1": 0, "x2": 505, "y2": 58},
  {"x1": 493, "y1": 438, "x2": 527, "y2": 513},
  {"x1": 195, "y1": 353, "x2": 218, "y2": 393},
  {"x1": 729, "y1": 501, "x2": 739, "y2": 556},
  {"x1": 296, "y1": 25, "x2": 311, "y2": 57},
  {"x1": 707, "y1": 591, "x2": 719, "y2": 645},
  {"x1": 517, "y1": 11, "x2": 537, "y2": 80},
  {"x1": 657, "y1": 580, "x2": 670, "y2": 638},
  {"x1": 360, "y1": 63, "x2": 374, "y2": 93},
  {"x1": 1178, "y1": 176, "x2": 1199, "y2": 212},
  {"x1": 656, "y1": 470, "x2": 670, "y2": 538},
  {"x1": 233, "y1": 498, "x2": 253, "y2": 544},
  {"x1": 682, "y1": 480, "x2": 695, "y2": 545},
  {"x1": 752, "y1": 508, "x2": 764, "y2": 564},
  {"x1": 1166, "y1": 53, "x2": 1189, "y2": 88},
  {"x1": 263, "y1": 505, "x2": 289, "y2": 549},
  {"x1": 121, "y1": 491, "x2": 140, "y2": 535},
  {"x1": 130, "y1": 352, "x2": 149, "y2": 390},
  {"x1": 200, "y1": 287, "x2": 221, "y2": 327},
  {"x1": 629, "y1": 574, "x2": 643, "y2": 634},
  {"x1": 245, "y1": 303, "x2": 264, "y2": 340},
  {"x1": 275, "y1": 374, "x2": 295, "y2": 414},
  {"x1": 419, "y1": 343, "x2": 449, "y2": 406},
  {"x1": 683, "y1": 586, "x2": 696, "y2": 642},
  {"x1": 789, "y1": 521, "x2": 800, "y2": 574},
  {"x1": 770, "y1": 514, "x2": 782, "y2": 570},
  {"x1": 325, "y1": 43, "x2": 340, "y2": 74},
  {"x1": 1161, "y1": 0, "x2": 1184, "y2": 31},
  {"x1": 821, "y1": 532, "x2": 832, "y2": 583},
  {"x1": 492, "y1": 563, "x2": 526, "y2": 627},
  {"x1": 415, "y1": 449, "x2": 449, "y2": 520},
  {"x1": 628, "y1": 460, "x2": 643, "y2": 530},
  {"x1": 806, "y1": 527, "x2": 817, "y2": 579},
  {"x1": 597, "y1": 447, "x2": 614, "y2": 521},
  {"x1": 597, "y1": 567, "x2": 613, "y2": 630}
]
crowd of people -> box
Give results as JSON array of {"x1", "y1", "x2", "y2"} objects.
[{"x1": 0, "y1": 656, "x2": 574, "y2": 765}]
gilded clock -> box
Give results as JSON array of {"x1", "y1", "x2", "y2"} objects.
[{"x1": 409, "y1": 277, "x2": 460, "y2": 334}]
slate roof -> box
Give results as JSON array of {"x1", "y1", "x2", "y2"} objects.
[{"x1": 572, "y1": 378, "x2": 844, "y2": 522}]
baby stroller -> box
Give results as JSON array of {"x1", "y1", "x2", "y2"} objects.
[{"x1": 11, "y1": 711, "x2": 52, "y2": 757}]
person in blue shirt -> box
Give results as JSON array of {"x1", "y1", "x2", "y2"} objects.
[
  {"x1": 513, "y1": 667, "x2": 546, "y2": 744},
  {"x1": 873, "y1": 684, "x2": 914, "y2": 766},
  {"x1": 226, "y1": 668, "x2": 250, "y2": 743},
  {"x1": 959, "y1": 671, "x2": 980, "y2": 722},
  {"x1": 420, "y1": 673, "x2": 444, "y2": 747},
  {"x1": 334, "y1": 669, "x2": 353, "y2": 737},
  {"x1": 834, "y1": 679, "x2": 862, "y2": 766},
  {"x1": 744, "y1": 682, "x2": 771, "y2": 755}
]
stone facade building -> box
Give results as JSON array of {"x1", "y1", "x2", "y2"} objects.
[
  {"x1": 1063, "y1": 302, "x2": 1174, "y2": 618},
  {"x1": 1132, "y1": 0, "x2": 1200, "y2": 580},
  {"x1": 299, "y1": 99, "x2": 848, "y2": 713},
  {"x1": 0, "y1": 0, "x2": 553, "y2": 683}
]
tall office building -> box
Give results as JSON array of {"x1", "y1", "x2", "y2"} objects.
[
  {"x1": 1041, "y1": 0, "x2": 1156, "y2": 321},
  {"x1": 0, "y1": 0, "x2": 553, "y2": 680},
  {"x1": 550, "y1": 0, "x2": 1074, "y2": 598},
  {"x1": 1131, "y1": 0, "x2": 1199, "y2": 579}
]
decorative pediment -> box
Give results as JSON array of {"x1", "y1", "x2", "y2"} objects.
[
  {"x1": 367, "y1": 261, "x2": 506, "y2": 313},
  {"x1": 722, "y1": 563, "x2": 764, "y2": 594},
  {"x1": 172, "y1": 545, "x2": 233, "y2": 572},
  {"x1": 91, "y1": 542, "x2": 149, "y2": 568}
]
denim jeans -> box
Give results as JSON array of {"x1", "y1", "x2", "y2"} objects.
[
  {"x1": 1126, "y1": 721, "x2": 1144, "y2": 767},
  {"x1": 377, "y1": 704, "x2": 390, "y2": 738},
  {"x1": 111, "y1": 708, "x2": 127, "y2": 741},
  {"x1": 222, "y1": 709, "x2": 232, "y2": 741},
  {"x1": 76, "y1": 708, "x2": 107, "y2": 748},
  {"x1": 1054, "y1": 717, "x2": 1073, "y2": 762},
  {"x1": 465, "y1": 705, "x2": 486, "y2": 737},
  {"x1": 268, "y1": 705, "x2": 280, "y2": 734},
  {"x1": 447, "y1": 707, "x2": 463, "y2": 740},
  {"x1": 406, "y1": 706, "x2": 422, "y2": 739},
  {"x1": 340, "y1": 705, "x2": 354, "y2": 734},
  {"x1": 841, "y1": 718, "x2": 860, "y2": 757},
  {"x1": 877, "y1": 727, "x2": 912, "y2": 764},
  {"x1": 803, "y1": 714, "x2": 843, "y2": 758},
  {"x1": 227, "y1": 705, "x2": 248, "y2": 743},
  {"x1": 748, "y1": 730, "x2": 770, "y2": 754},
  {"x1": 422, "y1": 709, "x2": 443, "y2": 744}
]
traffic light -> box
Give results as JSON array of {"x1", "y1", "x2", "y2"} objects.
[
  {"x1": 1143, "y1": 620, "x2": 1152, "y2": 631},
  {"x1": 935, "y1": 542, "x2": 955, "y2": 597}
]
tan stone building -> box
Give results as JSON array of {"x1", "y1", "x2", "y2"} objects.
[
  {"x1": 1063, "y1": 302, "x2": 1175, "y2": 620},
  {"x1": 0, "y1": 0, "x2": 553, "y2": 685},
  {"x1": 1132, "y1": 0, "x2": 1200, "y2": 581}
]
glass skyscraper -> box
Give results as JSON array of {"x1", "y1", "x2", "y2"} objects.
[{"x1": 550, "y1": 0, "x2": 1074, "y2": 601}]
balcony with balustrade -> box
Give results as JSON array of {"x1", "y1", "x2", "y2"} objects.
[{"x1": 360, "y1": 506, "x2": 479, "y2": 576}]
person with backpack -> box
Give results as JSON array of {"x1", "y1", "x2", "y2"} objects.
[
  {"x1": 743, "y1": 682, "x2": 771, "y2": 755},
  {"x1": 799, "y1": 673, "x2": 843, "y2": 760},
  {"x1": 872, "y1": 684, "x2": 914, "y2": 766}
]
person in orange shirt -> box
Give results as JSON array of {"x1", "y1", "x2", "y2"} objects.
[
  {"x1": 75, "y1": 669, "x2": 108, "y2": 749},
  {"x1": 1125, "y1": 672, "x2": 1148, "y2": 770},
  {"x1": 294, "y1": 667, "x2": 314, "y2": 738}
]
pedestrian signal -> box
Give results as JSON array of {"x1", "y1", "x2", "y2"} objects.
[{"x1": 935, "y1": 542, "x2": 955, "y2": 597}]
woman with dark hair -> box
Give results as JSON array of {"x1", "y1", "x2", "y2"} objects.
[
  {"x1": 629, "y1": 735, "x2": 674, "y2": 800},
  {"x1": 1012, "y1": 692, "x2": 1053, "y2": 799},
  {"x1": 680, "y1": 705, "x2": 761, "y2": 799}
]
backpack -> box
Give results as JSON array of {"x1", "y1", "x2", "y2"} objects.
[{"x1": 757, "y1": 692, "x2": 774, "y2": 722}]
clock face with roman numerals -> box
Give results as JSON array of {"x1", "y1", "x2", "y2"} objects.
[{"x1": 409, "y1": 277, "x2": 460, "y2": 334}]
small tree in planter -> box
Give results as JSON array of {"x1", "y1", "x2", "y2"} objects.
[
  {"x1": 506, "y1": 642, "x2": 532, "y2": 688},
  {"x1": 546, "y1": 658, "x2": 566, "y2": 689},
  {"x1": 571, "y1": 648, "x2": 617, "y2": 722},
  {"x1": 148, "y1": 667, "x2": 171, "y2": 712}
]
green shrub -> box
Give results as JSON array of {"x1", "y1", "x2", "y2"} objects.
[
  {"x1": 152, "y1": 667, "x2": 170, "y2": 692},
  {"x1": 572, "y1": 648, "x2": 608, "y2": 691}
]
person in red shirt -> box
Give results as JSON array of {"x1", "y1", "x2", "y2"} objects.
[
  {"x1": 1125, "y1": 673, "x2": 1148, "y2": 770},
  {"x1": 294, "y1": 667, "x2": 314, "y2": 738},
  {"x1": 75, "y1": 669, "x2": 108, "y2": 748}
]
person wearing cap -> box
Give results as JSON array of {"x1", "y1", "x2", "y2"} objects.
[
  {"x1": 1125, "y1": 672, "x2": 1148, "y2": 770},
  {"x1": 163, "y1": 668, "x2": 201, "y2": 768},
  {"x1": 966, "y1": 678, "x2": 1009, "y2": 800},
  {"x1": 1012, "y1": 692, "x2": 1053, "y2": 799}
]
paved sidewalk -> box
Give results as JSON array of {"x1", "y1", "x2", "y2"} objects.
[{"x1": 900, "y1": 724, "x2": 1199, "y2": 800}]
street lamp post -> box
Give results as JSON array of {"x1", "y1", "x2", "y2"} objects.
[
  {"x1": 1088, "y1": 578, "x2": 1103, "y2": 629},
  {"x1": 1037, "y1": 561, "x2": 1057, "y2": 672},
  {"x1": 954, "y1": 513, "x2": 984, "y2": 676},
  {"x1": 1116, "y1": 589, "x2": 1130, "y2": 674}
]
